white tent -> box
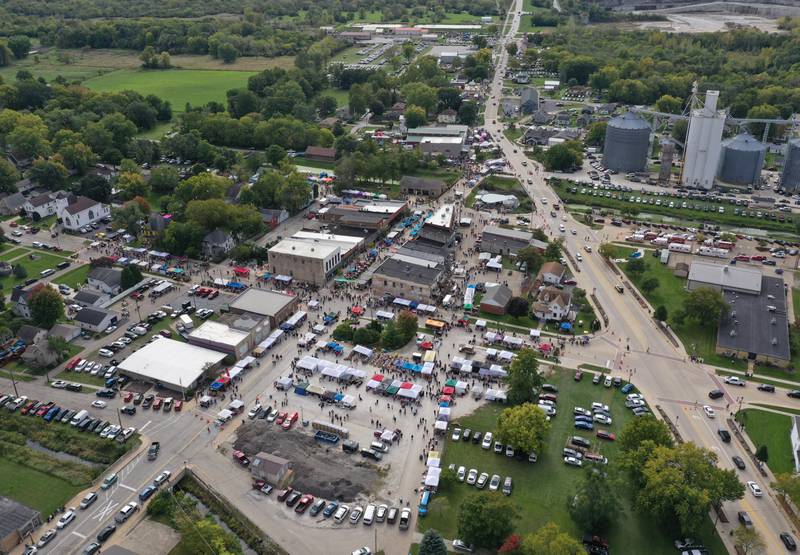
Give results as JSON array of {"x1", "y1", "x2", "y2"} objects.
[
  {"x1": 234, "y1": 356, "x2": 255, "y2": 369},
  {"x1": 366, "y1": 379, "x2": 381, "y2": 390},
  {"x1": 434, "y1": 420, "x2": 448, "y2": 432},
  {"x1": 297, "y1": 356, "x2": 319, "y2": 371},
  {"x1": 275, "y1": 376, "x2": 293, "y2": 390},
  {"x1": 484, "y1": 331, "x2": 502, "y2": 343},
  {"x1": 308, "y1": 300, "x2": 320, "y2": 310},
  {"x1": 427, "y1": 457, "x2": 441, "y2": 468},
  {"x1": 421, "y1": 362, "x2": 435, "y2": 376},
  {"x1": 472, "y1": 384, "x2": 484, "y2": 399},
  {"x1": 345, "y1": 368, "x2": 367, "y2": 379},
  {"x1": 299, "y1": 332, "x2": 316, "y2": 346},
  {"x1": 216, "y1": 409, "x2": 233, "y2": 420},
  {"x1": 460, "y1": 361, "x2": 473, "y2": 374},
  {"x1": 475, "y1": 319, "x2": 487, "y2": 329},
  {"x1": 485, "y1": 389, "x2": 498, "y2": 401},
  {"x1": 321, "y1": 366, "x2": 345, "y2": 379},
  {"x1": 530, "y1": 328, "x2": 541, "y2": 338},
  {"x1": 455, "y1": 381, "x2": 468, "y2": 394},
  {"x1": 437, "y1": 407, "x2": 451, "y2": 421},
  {"x1": 312, "y1": 324, "x2": 326, "y2": 334},
  {"x1": 504, "y1": 336, "x2": 524, "y2": 348},
  {"x1": 498, "y1": 350, "x2": 515, "y2": 361},
  {"x1": 425, "y1": 467, "x2": 441, "y2": 487},
  {"x1": 381, "y1": 429, "x2": 396, "y2": 443},
  {"x1": 450, "y1": 356, "x2": 465, "y2": 369},
  {"x1": 353, "y1": 345, "x2": 374, "y2": 358},
  {"x1": 340, "y1": 394, "x2": 356, "y2": 408}
]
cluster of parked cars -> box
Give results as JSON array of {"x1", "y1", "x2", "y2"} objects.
[
  {"x1": 453, "y1": 463, "x2": 513, "y2": 495},
  {"x1": 125, "y1": 391, "x2": 183, "y2": 412},
  {"x1": 269, "y1": 485, "x2": 413, "y2": 531},
  {"x1": 246, "y1": 402, "x2": 299, "y2": 430},
  {"x1": 0, "y1": 393, "x2": 136, "y2": 442},
  {"x1": 562, "y1": 435, "x2": 609, "y2": 468}
]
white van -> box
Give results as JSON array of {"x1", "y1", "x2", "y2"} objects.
[
  {"x1": 370, "y1": 441, "x2": 389, "y2": 453},
  {"x1": 70, "y1": 409, "x2": 89, "y2": 426},
  {"x1": 442, "y1": 294, "x2": 453, "y2": 307},
  {"x1": 40, "y1": 268, "x2": 55, "y2": 277},
  {"x1": 362, "y1": 504, "x2": 376, "y2": 525}
]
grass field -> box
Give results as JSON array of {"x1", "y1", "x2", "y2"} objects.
[
  {"x1": 84, "y1": 68, "x2": 259, "y2": 111},
  {"x1": 738, "y1": 409, "x2": 794, "y2": 474},
  {"x1": 137, "y1": 121, "x2": 175, "y2": 140},
  {"x1": 56, "y1": 264, "x2": 91, "y2": 290},
  {"x1": 420, "y1": 370, "x2": 726, "y2": 554},
  {"x1": 0, "y1": 458, "x2": 82, "y2": 517},
  {"x1": 0, "y1": 251, "x2": 71, "y2": 290},
  {"x1": 0, "y1": 48, "x2": 292, "y2": 84}
]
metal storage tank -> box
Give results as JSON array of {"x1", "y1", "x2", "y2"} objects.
[
  {"x1": 781, "y1": 138, "x2": 800, "y2": 192},
  {"x1": 602, "y1": 112, "x2": 650, "y2": 172},
  {"x1": 717, "y1": 133, "x2": 766, "y2": 186}
]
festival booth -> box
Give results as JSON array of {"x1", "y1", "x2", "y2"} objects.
[
  {"x1": 375, "y1": 310, "x2": 395, "y2": 321},
  {"x1": 426, "y1": 451, "x2": 441, "y2": 468},
  {"x1": 471, "y1": 384, "x2": 484, "y2": 399},
  {"x1": 299, "y1": 332, "x2": 317, "y2": 347},
  {"x1": 352, "y1": 345, "x2": 373, "y2": 359},
  {"x1": 437, "y1": 407, "x2": 451, "y2": 421},
  {"x1": 530, "y1": 328, "x2": 541, "y2": 340},
  {"x1": 275, "y1": 376, "x2": 293, "y2": 390},
  {"x1": 434, "y1": 420, "x2": 448, "y2": 434},
  {"x1": 498, "y1": 350, "x2": 515, "y2": 362},
  {"x1": 484, "y1": 331, "x2": 503, "y2": 344},
  {"x1": 308, "y1": 300, "x2": 320, "y2": 310},
  {"x1": 503, "y1": 336, "x2": 524, "y2": 350},
  {"x1": 438, "y1": 395, "x2": 452, "y2": 407},
  {"x1": 421, "y1": 362, "x2": 435, "y2": 376},
  {"x1": 484, "y1": 389, "x2": 508, "y2": 403},
  {"x1": 296, "y1": 356, "x2": 320, "y2": 372}
]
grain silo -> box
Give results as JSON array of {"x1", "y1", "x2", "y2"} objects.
[
  {"x1": 602, "y1": 112, "x2": 651, "y2": 173},
  {"x1": 717, "y1": 133, "x2": 766, "y2": 187},
  {"x1": 781, "y1": 138, "x2": 800, "y2": 192},
  {"x1": 659, "y1": 138, "x2": 675, "y2": 184}
]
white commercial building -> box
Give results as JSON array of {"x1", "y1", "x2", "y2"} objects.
[
  {"x1": 118, "y1": 339, "x2": 227, "y2": 393},
  {"x1": 268, "y1": 238, "x2": 342, "y2": 286},
  {"x1": 683, "y1": 90, "x2": 726, "y2": 190},
  {"x1": 188, "y1": 320, "x2": 252, "y2": 358}
]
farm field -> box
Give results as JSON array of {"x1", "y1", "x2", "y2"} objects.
[{"x1": 84, "y1": 69, "x2": 259, "y2": 111}]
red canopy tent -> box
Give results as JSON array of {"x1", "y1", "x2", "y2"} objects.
[
  {"x1": 419, "y1": 341, "x2": 434, "y2": 350},
  {"x1": 372, "y1": 374, "x2": 384, "y2": 382},
  {"x1": 439, "y1": 395, "x2": 452, "y2": 404},
  {"x1": 538, "y1": 343, "x2": 552, "y2": 353},
  {"x1": 233, "y1": 266, "x2": 250, "y2": 277},
  {"x1": 400, "y1": 382, "x2": 413, "y2": 389},
  {"x1": 441, "y1": 386, "x2": 455, "y2": 395},
  {"x1": 351, "y1": 306, "x2": 365, "y2": 315}
]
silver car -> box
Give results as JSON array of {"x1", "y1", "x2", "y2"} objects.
[{"x1": 488, "y1": 474, "x2": 501, "y2": 491}]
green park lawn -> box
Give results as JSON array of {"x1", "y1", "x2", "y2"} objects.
[
  {"x1": 738, "y1": 409, "x2": 794, "y2": 475},
  {"x1": 84, "y1": 69, "x2": 258, "y2": 112},
  {"x1": 0, "y1": 458, "x2": 82, "y2": 517},
  {"x1": 0, "y1": 251, "x2": 71, "y2": 290},
  {"x1": 465, "y1": 175, "x2": 531, "y2": 212},
  {"x1": 0, "y1": 248, "x2": 29, "y2": 262},
  {"x1": 56, "y1": 264, "x2": 91, "y2": 290},
  {"x1": 420, "y1": 370, "x2": 726, "y2": 554}
]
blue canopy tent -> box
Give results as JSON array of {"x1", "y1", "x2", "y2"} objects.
[{"x1": 560, "y1": 322, "x2": 572, "y2": 331}]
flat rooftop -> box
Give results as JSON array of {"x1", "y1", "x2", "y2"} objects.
[
  {"x1": 373, "y1": 256, "x2": 444, "y2": 285},
  {"x1": 426, "y1": 204, "x2": 455, "y2": 230},
  {"x1": 483, "y1": 225, "x2": 533, "y2": 241},
  {"x1": 230, "y1": 289, "x2": 297, "y2": 318},
  {"x1": 118, "y1": 339, "x2": 226, "y2": 388},
  {"x1": 717, "y1": 276, "x2": 789, "y2": 361},
  {"x1": 688, "y1": 261, "x2": 762, "y2": 294},
  {"x1": 189, "y1": 320, "x2": 250, "y2": 346},
  {"x1": 269, "y1": 238, "x2": 340, "y2": 259}
]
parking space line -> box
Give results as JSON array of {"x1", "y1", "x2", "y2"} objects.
[
  {"x1": 119, "y1": 483, "x2": 137, "y2": 492},
  {"x1": 140, "y1": 419, "x2": 152, "y2": 432},
  {"x1": 71, "y1": 531, "x2": 87, "y2": 539}
]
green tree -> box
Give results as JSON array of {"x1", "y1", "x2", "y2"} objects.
[
  {"x1": 506, "y1": 348, "x2": 543, "y2": 405},
  {"x1": 175, "y1": 173, "x2": 229, "y2": 203},
  {"x1": 598, "y1": 243, "x2": 616, "y2": 259},
  {"x1": 29, "y1": 285, "x2": 65, "y2": 329},
  {"x1": 8, "y1": 36, "x2": 31, "y2": 60},
  {"x1": 348, "y1": 83, "x2": 371, "y2": 118},
  {"x1": 401, "y1": 83, "x2": 438, "y2": 115},
  {"x1": 772, "y1": 473, "x2": 800, "y2": 502},
  {"x1": 637, "y1": 443, "x2": 744, "y2": 535},
  {"x1": 655, "y1": 94, "x2": 683, "y2": 114},
  {"x1": 218, "y1": 43, "x2": 238, "y2": 64},
  {"x1": 516, "y1": 246, "x2": 544, "y2": 274},
  {"x1": 0, "y1": 157, "x2": 19, "y2": 193},
  {"x1": 684, "y1": 287, "x2": 729, "y2": 323},
  {"x1": 755, "y1": 445, "x2": 768, "y2": 463},
  {"x1": 315, "y1": 95, "x2": 337, "y2": 118},
  {"x1": 404, "y1": 105, "x2": 427, "y2": 128},
  {"x1": 121, "y1": 264, "x2": 143, "y2": 289},
  {"x1": 521, "y1": 522, "x2": 583, "y2": 555},
  {"x1": 543, "y1": 143, "x2": 582, "y2": 171},
  {"x1": 640, "y1": 277, "x2": 659, "y2": 293},
  {"x1": 12, "y1": 264, "x2": 27, "y2": 279},
  {"x1": 747, "y1": 104, "x2": 782, "y2": 140},
  {"x1": 29, "y1": 158, "x2": 68, "y2": 190},
  {"x1": 544, "y1": 239, "x2": 562, "y2": 263},
  {"x1": 46, "y1": 335, "x2": 70, "y2": 363},
  {"x1": 458, "y1": 102, "x2": 479, "y2": 126},
  {"x1": 149, "y1": 166, "x2": 181, "y2": 194},
  {"x1": 58, "y1": 142, "x2": 96, "y2": 175},
  {"x1": 473, "y1": 35, "x2": 488, "y2": 49},
  {"x1": 506, "y1": 43, "x2": 518, "y2": 56},
  {"x1": 397, "y1": 310, "x2": 418, "y2": 341},
  {"x1": 584, "y1": 121, "x2": 607, "y2": 147},
  {"x1": 507, "y1": 297, "x2": 530, "y2": 318},
  {"x1": 497, "y1": 403, "x2": 551, "y2": 454},
  {"x1": 626, "y1": 258, "x2": 645, "y2": 276},
  {"x1": 568, "y1": 469, "x2": 622, "y2": 533},
  {"x1": 265, "y1": 144, "x2": 286, "y2": 166},
  {"x1": 402, "y1": 41, "x2": 415, "y2": 61},
  {"x1": 619, "y1": 416, "x2": 674, "y2": 487},
  {"x1": 116, "y1": 172, "x2": 150, "y2": 200},
  {"x1": 457, "y1": 493, "x2": 518, "y2": 549},
  {"x1": 733, "y1": 525, "x2": 766, "y2": 555},
  {"x1": 419, "y1": 529, "x2": 448, "y2": 555},
  {"x1": 671, "y1": 119, "x2": 688, "y2": 143},
  {"x1": 0, "y1": 41, "x2": 14, "y2": 66},
  {"x1": 654, "y1": 305, "x2": 668, "y2": 322}
]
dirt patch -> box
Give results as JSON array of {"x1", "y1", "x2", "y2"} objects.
[{"x1": 233, "y1": 422, "x2": 383, "y2": 502}]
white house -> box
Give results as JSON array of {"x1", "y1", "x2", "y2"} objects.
[
  {"x1": 73, "y1": 307, "x2": 119, "y2": 333},
  {"x1": 59, "y1": 196, "x2": 110, "y2": 231},
  {"x1": 23, "y1": 191, "x2": 71, "y2": 220},
  {"x1": 532, "y1": 288, "x2": 573, "y2": 321},
  {"x1": 537, "y1": 261, "x2": 566, "y2": 286},
  {"x1": 87, "y1": 267, "x2": 123, "y2": 295},
  {"x1": 202, "y1": 229, "x2": 236, "y2": 258}
]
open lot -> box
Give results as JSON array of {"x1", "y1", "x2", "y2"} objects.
[
  {"x1": 84, "y1": 69, "x2": 259, "y2": 111},
  {"x1": 738, "y1": 409, "x2": 794, "y2": 475},
  {"x1": 466, "y1": 175, "x2": 531, "y2": 213},
  {"x1": 0, "y1": 250, "x2": 71, "y2": 290},
  {"x1": 419, "y1": 369, "x2": 725, "y2": 554},
  {"x1": 55, "y1": 264, "x2": 91, "y2": 290},
  {"x1": 233, "y1": 421, "x2": 383, "y2": 501},
  {"x1": 0, "y1": 458, "x2": 81, "y2": 517}
]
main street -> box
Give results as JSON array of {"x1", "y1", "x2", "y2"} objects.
[{"x1": 486, "y1": 1, "x2": 796, "y2": 551}]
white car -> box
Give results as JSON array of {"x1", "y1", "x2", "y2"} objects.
[
  {"x1": 564, "y1": 456, "x2": 583, "y2": 467},
  {"x1": 488, "y1": 474, "x2": 501, "y2": 491},
  {"x1": 593, "y1": 413, "x2": 612, "y2": 425},
  {"x1": 451, "y1": 427, "x2": 462, "y2": 441},
  {"x1": 576, "y1": 253, "x2": 583, "y2": 262},
  {"x1": 747, "y1": 481, "x2": 763, "y2": 497},
  {"x1": 56, "y1": 508, "x2": 77, "y2": 529},
  {"x1": 541, "y1": 197, "x2": 548, "y2": 205},
  {"x1": 51, "y1": 380, "x2": 68, "y2": 389},
  {"x1": 703, "y1": 405, "x2": 715, "y2": 418},
  {"x1": 466, "y1": 468, "x2": 478, "y2": 485},
  {"x1": 104, "y1": 326, "x2": 117, "y2": 335},
  {"x1": 724, "y1": 376, "x2": 746, "y2": 387},
  {"x1": 571, "y1": 229, "x2": 577, "y2": 235},
  {"x1": 591, "y1": 402, "x2": 609, "y2": 412},
  {"x1": 481, "y1": 432, "x2": 493, "y2": 449},
  {"x1": 98, "y1": 349, "x2": 114, "y2": 358},
  {"x1": 457, "y1": 466, "x2": 466, "y2": 482},
  {"x1": 91, "y1": 400, "x2": 107, "y2": 409}
]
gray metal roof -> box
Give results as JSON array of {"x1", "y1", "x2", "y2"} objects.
[
  {"x1": 608, "y1": 112, "x2": 650, "y2": 131},
  {"x1": 717, "y1": 276, "x2": 790, "y2": 361},
  {"x1": 481, "y1": 284, "x2": 513, "y2": 308},
  {"x1": 0, "y1": 496, "x2": 40, "y2": 538},
  {"x1": 230, "y1": 289, "x2": 296, "y2": 317},
  {"x1": 373, "y1": 256, "x2": 444, "y2": 285},
  {"x1": 483, "y1": 225, "x2": 533, "y2": 242},
  {"x1": 722, "y1": 133, "x2": 766, "y2": 153},
  {"x1": 688, "y1": 261, "x2": 762, "y2": 294}
]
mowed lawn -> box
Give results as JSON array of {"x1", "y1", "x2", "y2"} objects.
[
  {"x1": 84, "y1": 69, "x2": 258, "y2": 111},
  {"x1": 0, "y1": 251, "x2": 71, "y2": 290},
  {"x1": 419, "y1": 370, "x2": 726, "y2": 554},
  {"x1": 0, "y1": 458, "x2": 82, "y2": 517},
  {"x1": 739, "y1": 409, "x2": 794, "y2": 474},
  {"x1": 56, "y1": 264, "x2": 91, "y2": 290}
]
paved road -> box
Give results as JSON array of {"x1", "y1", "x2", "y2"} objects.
[{"x1": 485, "y1": 4, "x2": 797, "y2": 552}]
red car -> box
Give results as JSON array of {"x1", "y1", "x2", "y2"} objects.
[
  {"x1": 9, "y1": 222, "x2": 17, "y2": 227},
  {"x1": 275, "y1": 411, "x2": 288, "y2": 425},
  {"x1": 232, "y1": 450, "x2": 250, "y2": 466},
  {"x1": 130, "y1": 292, "x2": 144, "y2": 300},
  {"x1": 197, "y1": 288, "x2": 210, "y2": 298},
  {"x1": 20, "y1": 401, "x2": 37, "y2": 415},
  {"x1": 295, "y1": 494, "x2": 314, "y2": 513},
  {"x1": 66, "y1": 358, "x2": 81, "y2": 370},
  {"x1": 282, "y1": 411, "x2": 299, "y2": 430},
  {"x1": 36, "y1": 403, "x2": 53, "y2": 417},
  {"x1": 123, "y1": 392, "x2": 134, "y2": 403},
  {"x1": 208, "y1": 290, "x2": 219, "y2": 299},
  {"x1": 596, "y1": 430, "x2": 616, "y2": 441},
  {"x1": 751, "y1": 255, "x2": 766, "y2": 262},
  {"x1": 734, "y1": 255, "x2": 750, "y2": 262},
  {"x1": 174, "y1": 400, "x2": 183, "y2": 411},
  {"x1": 152, "y1": 398, "x2": 163, "y2": 410}
]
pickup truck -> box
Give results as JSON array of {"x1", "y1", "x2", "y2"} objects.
[
  {"x1": 147, "y1": 442, "x2": 160, "y2": 460},
  {"x1": 233, "y1": 450, "x2": 250, "y2": 467}
]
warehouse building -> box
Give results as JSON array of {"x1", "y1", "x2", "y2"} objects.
[
  {"x1": 118, "y1": 339, "x2": 227, "y2": 394},
  {"x1": 481, "y1": 226, "x2": 547, "y2": 255},
  {"x1": 188, "y1": 320, "x2": 254, "y2": 358},
  {"x1": 0, "y1": 497, "x2": 41, "y2": 553},
  {"x1": 687, "y1": 261, "x2": 762, "y2": 295},
  {"x1": 405, "y1": 125, "x2": 469, "y2": 158},
  {"x1": 229, "y1": 289, "x2": 299, "y2": 328}
]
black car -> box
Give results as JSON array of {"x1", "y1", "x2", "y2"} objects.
[
  {"x1": 83, "y1": 542, "x2": 101, "y2": 555},
  {"x1": 96, "y1": 524, "x2": 117, "y2": 542},
  {"x1": 570, "y1": 436, "x2": 591, "y2": 449},
  {"x1": 285, "y1": 491, "x2": 302, "y2": 507},
  {"x1": 758, "y1": 384, "x2": 775, "y2": 393},
  {"x1": 732, "y1": 456, "x2": 746, "y2": 470},
  {"x1": 708, "y1": 389, "x2": 724, "y2": 400},
  {"x1": 789, "y1": 390, "x2": 800, "y2": 399},
  {"x1": 738, "y1": 511, "x2": 753, "y2": 527},
  {"x1": 717, "y1": 429, "x2": 731, "y2": 443},
  {"x1": 96, "y1": 389, "x2": 116, "y2": 399},
  {"x1": 541, "y1": 384, "x2": 558, "y2": 393},
  {"x1": 472, "y1": 431, "x2": 482, "y2": 444},
  {"x1": 462, "y1": 429, "x2": 471, "y2": 442},
  {"x1": 142, "y1": 395, "x2": 154, "y2": 408},
  {"x1": 780, "y1": 532, "x2": 797, "y2": 551},
  {"x1": 121, "y1": 406, "x2": 136, "y2": 416}
]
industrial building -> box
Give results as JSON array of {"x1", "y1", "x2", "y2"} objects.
[
  {"x1": 229, "y1": 289, "x2": 299, "y2": 328},
  {"x1": 267, "y1": 238, "x2": 342, "y2": 286},
  {"x1": 717, "y1": 133, "x2": 766, "y2": 187},
  {"x1": 405, "y1": 125, "x2": 469, "y2": 158},
  {"x1": 602, "y1": 112, "x2": 650, "y2": 172},
  {"x1": 417, "y1": 204, "x2": 458, "y2": 248},
  {"x1": 781, "y1": 138, "x2": 800, "y2": 192},
  {"x1": 687, "y1": 261, "x2": 762, "y2": 295},
  {"x1": 473, "y1": 193, "x2": 520, "y2": 211},
  {"x1": 480, "y1": 226, "x2": 547, "y2": 255},
  {"x1": 682, "y1": 90, "x2": 726, "y2": 190},
  {"x1": 717, "y1": 276, "x2": 789, "y2": 367},
  {"x1": 118, "y1": 339, "x2": 227, "y2": 393}
]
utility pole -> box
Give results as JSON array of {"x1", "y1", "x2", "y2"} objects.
[
  {"x1": 116, "y1": 407, "x2": 122, "y2": 428},
  {"x1": 8, "y1": 365, "x2": 19, "y2": 397}
]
